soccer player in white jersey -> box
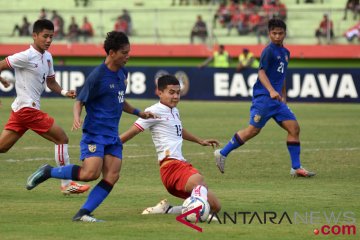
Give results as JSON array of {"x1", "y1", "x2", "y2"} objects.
[
  {"x1": 120, "y1": 75, "x2": 221, "y2": 215},
  {"x1": 0, "y1": 19, "x2": 90, "y2": 195}
]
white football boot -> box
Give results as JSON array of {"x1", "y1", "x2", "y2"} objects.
[
  {"x1": 142, "y1": 199, "x2": 170, "y2": 214},
  {"x1": 214, "y1": 149, "x2": 226, "y2": 174}
]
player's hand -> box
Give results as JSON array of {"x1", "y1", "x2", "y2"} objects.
[
  {"x1": 0, "y1": 79, "x2": 10, "y2": 88},
  {"x1": 139, "y1": 111, "x2": 158, "y2": 119},
  {"x1": 71, "y1": 118, "x2": 82, "y2": 131},
  {"x1": 66, "y1": 90, "x2": 77, "y2": 99},
  {"x1": 269, "y1": 90, "x2": 282, "y2": 101},
  {"x1": 200, "y1": 139, "x2": 220, "y2": 148}
]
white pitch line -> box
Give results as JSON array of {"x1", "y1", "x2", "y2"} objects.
[
  {"x1": 21, "y1": 144, "x2": 155, "y2": 150},
  {"x1": 5, "y1": 147, "x2": 359, "y2": 163},
  {"x1": 18, "y1": 142, "x2": 360, "y2": 151},
  {"x1": 303, "y1": 147, "x2": 360, "y2": 152},
  {"x1": 6, "y1": 157, "x2": 52, "y2": 162},
  {"x1": 22, "y1": 145, "x2": 79, "y2": 150}
]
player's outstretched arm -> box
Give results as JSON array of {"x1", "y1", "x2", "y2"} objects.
[
  {"x1": 0, "y1": 59, "x2": 10, "y2": 72},
  {"x1": 0, "y1": 77, "x2": 10, "y2": 88},
  {"x1": 182, "y1": 128, "x2": 220, "y2": 148},
  {"x1": 0, "y1": 60, "x2": 11, "y2": 88},
  {"x1": 122, "y1": 100, "x2": 157, "y2": 119},
  {"x1": 46, "y1": 77, "x2": 76, "y2": 99},
  {"x1": 200, "y1": 139, "x2": 220, "y2": 148},
  {"x1": 119, "y1": 125, "x2": 142, "y2": 144}
]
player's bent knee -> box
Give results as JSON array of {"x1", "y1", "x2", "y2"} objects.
[
  {"x1": 0, "y1": 147, "x2": 9, "y2": 153},
  {"x1": 80, "y1": 170, "x2": 101, "y2": 181},
  {"x1": 63, "y1": 137, "x2": 69, "y2": 144},
  {"x1": 57, "y1": 136, "x2": 69, "y2": 144},
  {"x1": 289, "y1": 125, "x2": 300, "y2": 136},
  {"x1": 0, "y1": 145, "x2": 11, "y2": 153},
  {"x1": 104, "y1": 173, "x2": 120, "y2": 185},
  {"x1": 251, "y1": 128, "x2": 261, "y2": 136}
]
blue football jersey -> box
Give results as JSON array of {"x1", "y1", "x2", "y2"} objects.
[
  {"x1": 77, "y1": 63, "x2": 128, "y2": 138},
  {"x1": 253, "y1": 42, "x2": 290, "y2": 97}
]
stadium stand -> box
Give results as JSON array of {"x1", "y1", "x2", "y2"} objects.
[{"x1": 0, "y1": 0, "x2": 358, "y2": 45}]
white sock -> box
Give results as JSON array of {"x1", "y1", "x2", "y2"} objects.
[
  {"x1": 55, "y1": 144, "x2": 71, "y2": 187},
  {"x1": 191, "y1": 185, "x2": 208, "y2": 201},
  {"x1": 166, "y1": 206, "x2": 182, "y2": 214}
]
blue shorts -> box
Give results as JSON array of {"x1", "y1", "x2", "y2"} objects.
[
  {"x1": 79, "y1": 133, "x2": 123, "y2": 160},
  {"x1": 249, "y1": 95, "x2": 297, "y2": 128}
]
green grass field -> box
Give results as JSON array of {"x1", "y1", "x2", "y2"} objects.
[{"x1": 0, "y1": 98, "x2": 359, "y2": 240}]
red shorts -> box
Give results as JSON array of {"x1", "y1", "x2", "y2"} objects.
[
  {"x1": 4, "y1": 108, "x2": 54, "y2": 136},
  {"x1": 160, "y1": 159, "x2": 200, "y2": 199}
]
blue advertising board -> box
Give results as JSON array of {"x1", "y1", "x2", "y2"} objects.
[{"x1": 0, "y1": 66, "x2": 359, "y2": 102}]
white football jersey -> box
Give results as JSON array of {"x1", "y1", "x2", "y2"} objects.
[
  {"x1": 6, "y1": 45, "x2": 55, "y2": 111},
  {"x1": 134, "y1": 102, "x2": 186, "y2": 162}
]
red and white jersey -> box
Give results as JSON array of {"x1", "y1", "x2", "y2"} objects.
[
  {"x1": 5, "y1": 45, "x2": 55, "y2": 111},
  {"x1": 134, "y1": 102, "x2": 186, "y2": 162}
]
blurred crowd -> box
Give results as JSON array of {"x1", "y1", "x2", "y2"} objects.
[
  {"x1": 191, "y1": 0, "x2": 287, "y2": 44},
  {"x1": 190, "y1": 0, "x2": 360, "y2": 44},
  {"x1": 10, "y1": 0, "x2": 360, "y2": 44},
  {"x1": 12, "y1": 8, "x2": 95, "y2": 42},
  {"x1": 11, "y1": 7, "x2": 133, "y2": 43}
]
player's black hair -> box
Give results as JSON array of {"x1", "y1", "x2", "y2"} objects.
[
  {"x1": 157, "y1": 75, "x2": 180, "y2": 91},
  {"x1": 104, "y1": 31, "x2": 130, "y2": 55},
  {"x1": 268, "y1": 18, "x2": 286, "y2": 32},
  {"x1": 32, "y1": 19, "x2": 54, "y2": 33}
]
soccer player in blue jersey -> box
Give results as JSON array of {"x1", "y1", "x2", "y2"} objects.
[
  {"x1": 214, "y1": 18, "x2": 316, "y2": 177},
  {"x1": 26, "y1": 31, "x2": 156, "y2": 222}
]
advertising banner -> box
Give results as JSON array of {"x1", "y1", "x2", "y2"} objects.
[{"x1": 1, "y1": 66, "x2": 359, "y2": 102}]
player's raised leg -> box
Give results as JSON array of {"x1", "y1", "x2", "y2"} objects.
[
  {"x1": 0, "y1": 129, "x2": 22, "y2": 153},
  {"x1": 72, "y1": 155, "x2": 122, "y2": 222},
  {"x1": 214, "y1": 133, "x2": 244, "y2": 174},
  {"x1": 39, "y1": 122, "x2": 90, "y2": 193},
  {"x1": 215, "y1": 125, "x2": 260, "y2": 173}
]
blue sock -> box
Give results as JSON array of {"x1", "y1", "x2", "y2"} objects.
[
  {"x1": 50, "y1": 164, "x2": 80, "y2": 180},
  {"x1": 220, "y1": 133, "x2": 244, "y2": 157},
  {"x1": 287, "y1": 142, "x2": 301, "y2": 169},
  {"x1": 82, "y1": 179, "x2": 113, "y2": 213}
]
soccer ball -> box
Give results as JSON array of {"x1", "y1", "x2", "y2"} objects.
[{"x1": 181, "y1": 196, "x2": 210, "y2": 222}]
